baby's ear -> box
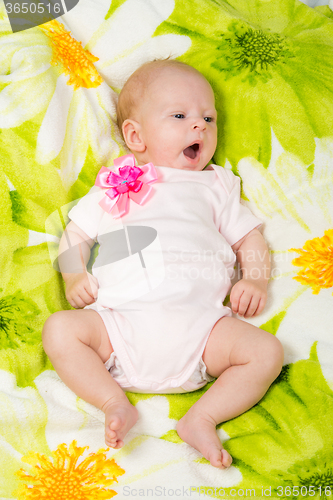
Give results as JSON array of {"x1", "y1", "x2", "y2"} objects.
[{"x1": 122, "y1": 119, "x2": 145, "y2": 152}]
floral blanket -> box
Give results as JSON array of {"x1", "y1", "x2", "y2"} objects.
[{"x1": 1, "y1": 0, "x2": 333, "y2": 498}]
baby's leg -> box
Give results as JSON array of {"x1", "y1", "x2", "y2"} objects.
[
  {"x1": 42, "y1": 310, "x2": 138, "y2": 448},
  {"x1": 176, "y1": 317, "x2": 284, "y2": 468}
]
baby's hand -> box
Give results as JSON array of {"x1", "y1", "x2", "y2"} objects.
[
  {"x1": 65, "y1": 272, "x2": 99, "y2": 309},
  {"x1": 230, "y1": 278, "x2": 267, "y2": 318}
]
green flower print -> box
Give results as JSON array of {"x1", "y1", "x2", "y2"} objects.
[
  {"x1": 157, "y1": 0, "x2": 333, "y2": 169},
  {"x1": 0, "y1": 290, "x2": 40, "y2": 349}
]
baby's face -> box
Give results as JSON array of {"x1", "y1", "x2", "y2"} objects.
[{"x1": 136, "y1": 69, "x2": 218, "y2": 170}]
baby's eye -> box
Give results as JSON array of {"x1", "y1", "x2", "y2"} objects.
[
  {"x1": 204, "y1": 117, "x2": 213, "y2": 122},
  {"x1": 174, "y1": 114, "x2": 185, "y2": 119}
]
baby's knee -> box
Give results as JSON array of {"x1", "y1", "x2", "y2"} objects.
[
  {"x1": 261, "y1": 334, "x2": 284, "y2": 379},
  {"x1": 42, "y1": 311, "x2": 69, "y2": 356}
]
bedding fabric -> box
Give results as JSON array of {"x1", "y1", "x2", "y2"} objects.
[{"x1": 0, "y1": 0, "x2": 333, "y2": 498}]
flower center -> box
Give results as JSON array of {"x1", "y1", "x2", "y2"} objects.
[
  {"x1": 40, "y1": 20, "x2": 103, "y2": 90},
  {"x1": 233, "y1": 28, "x2": 284, "y2": 71},
  {"x1": 289, "y1": 229, "x2": 333, "y2": 294},
  {"x1": 36, "y1": 470, "x2": 82, "y2": 499},
  {"x1": 301, "y1": 468, "x2": 333, "y2": 490},
  {"x1": 16, "y1": 441, "x2": 125, "y2": 499},
  {"x1": 213, "y1": 21, "x2": 293, "y2": 83}
]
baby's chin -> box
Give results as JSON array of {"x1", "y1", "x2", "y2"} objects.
[
  {"x1": 163, "y1": 155, "x2": 208, "y2": 171},
  {"x1": 134, "y1": 153, "x2": 207, "y2": 170},
  {"x1": 178, "y1": 160, "x2": 209, "y2": 171}
]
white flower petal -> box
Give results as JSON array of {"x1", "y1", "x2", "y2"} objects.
[
  {"x1": 238, "y1": 277, "x2": 307, "y2": 332},
  {"x1": 88, "y1": 0, "x2": 175, "y2": 62},
  {"x1": 99, "y1": 34, "x2": 192, "y2": 88},
  {"x1": 312, "y1": 137, "x2": 333, "y2": 226},
  {"x1": 0, "y1": 71, "x2": 55, "y2": 128},
  {"x1": 36, "y1": 76, "x2": 73, "y2": 165},
  {"x1": 238, "y1": 157, "x2": 312, "y2": 237},
  {"x1": 217, "y1": 426, "x2": 232, "y2": 445},
  {"x1": 0, "y1": 435, "x2": 22, "y2": 462},
  {"x1": 0, "y1": 29, "x2": 48, "y2": 57},
  {"x1": 4, "y1": 174, "x2": 15, "y2": 191},
  {"x1": 27, "y1": 230, "x2": 59, "y2": 247},
  {"x1": 83, "y1": 83, "x2": 121, "y2": 164},
  {"x1": 58, "y1": 91, "x2": 89, "y2": 188},
  {"x1": 0, "y1": 45, "x2": 51, "y2": 84},
  {"x1": 317, "y1": 342, "x2": 333, "y2": 390},
  {"x1": 59, "y1": 0, "x2": 110, "y2": 44},
  {"x1": 276, "y1": 288, "x2": 333, "y2": 367},
  {"x1": 239, "y1": 136, "x2": 333, "y2": 250},
  {"x1": 116, "y1": 437, "x2": 241, "y2": 492},
  {"x1": 262, "y1": 219, "x2": 309, "y2": 253},
  {"x1": 34, "y1": 370, "x2": 106, "y2": 452},
  {"x1": 0, "y1": 370, "x2": 48, "y2": 454},
  {"x1": 270, "y1": 248, "x2": 297, "y2": 280},
  {"x1": 130, "y1": 396, "x2": 176, "y2": 438}
]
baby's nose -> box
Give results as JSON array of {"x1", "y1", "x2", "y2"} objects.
[{"x1": 191, "y1": 118, "x2": 206, "y2": 130}]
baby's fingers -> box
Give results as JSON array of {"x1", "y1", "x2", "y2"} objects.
[
  {"x1": 236, "y1": 290, "x2": 253, "y2": 317},
  {"x1": 230, "y1": 287, "x2": 250, "y2": 316},
  {"x1": 243, "y1": 295, "x2": 261, "y2": 318},
  {"x1": 244, "y1": 289, "x2": 268, "y2": 317},
  {"x1": 252, "y1": 293, "x2": 267, "y2": 317},
  {"x1": 230, "y1": 284, "x2": 245, "y2": 315},
  {"x1": 85, "y1": 274, "x2": 99, "y2": 300},
  {"x1": 66, "y1": 280, "x2": 97, "y2": 309},
  {"x1": 230, "y1": 292, "x2": 240, "y2": 315},
  {"x1": 67, "y1": 289, "x2": 91, "y2": 309}
]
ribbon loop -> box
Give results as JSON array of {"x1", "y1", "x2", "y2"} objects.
[{"x1": 95, "y1": 154, "x2": 158, "y2": 218}]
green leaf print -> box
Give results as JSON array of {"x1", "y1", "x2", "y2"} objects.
[{"x1": 0, "y1": 125, "x2": 67, "y2": 233}]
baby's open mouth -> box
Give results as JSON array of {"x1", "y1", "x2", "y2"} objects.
[{"x1": 183, "y1": 142, "x2": 200, "y2": 160}]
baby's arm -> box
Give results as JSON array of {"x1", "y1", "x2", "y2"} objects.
[
  {"x1": 230, "y1": 228, "x2": 270, "y2": 318},
  {"x1": 58, "y1": 221, "x2": 99, "y2": 309}
]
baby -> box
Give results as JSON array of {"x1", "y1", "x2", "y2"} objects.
[{"x1": 42, "y1": 59, "x2": 284, "y2": 469}]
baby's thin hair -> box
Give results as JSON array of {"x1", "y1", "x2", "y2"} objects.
[{"x1": 116, "y1": 58, "x2": 202, "y2": 139}]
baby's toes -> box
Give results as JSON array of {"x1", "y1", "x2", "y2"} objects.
[
  {"x1": 221, "y1": 449, "x2": 233, "y2": 469},
  {"x1": 109, "y1": 415, "x2": 122, "y2": 431},
  {"x1": 106, "y1": 431, "x2": 117, "y2": 445},
  {"x1": 208, "y1": 447, "x2": 232, "y2": 469},
  {"x1": 105, "y1": 427, "x2": 117, "y2": 440},
  {"x1": 106, "y1": 437, "x2": 118, "y2": 448},
  {"x1": 209, "y1": 448, "x2": 224, "y2": 468},
  {"x1": 114, "y1": 439, "x2": 124, "y2": 449}
]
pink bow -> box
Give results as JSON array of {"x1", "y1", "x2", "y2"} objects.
[{"x1": 95, "y1": 154, "x2": 158, "y2": 218}]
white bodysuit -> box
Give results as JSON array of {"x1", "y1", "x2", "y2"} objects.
[{"x1": 68, "y1": 164, "x2": 262, "y2": 393}]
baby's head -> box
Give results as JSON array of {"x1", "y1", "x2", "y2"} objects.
[{"x1": 116, "y1": 59, "x2": 217, "y2": 171}]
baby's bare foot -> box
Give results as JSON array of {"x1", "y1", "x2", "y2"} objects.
[
  {"x1": 176, "y1": 410, "x2": 232, "y2": 469},
  {"x1": 103, "y1": 399, "x2": 138, "y2": 449}
]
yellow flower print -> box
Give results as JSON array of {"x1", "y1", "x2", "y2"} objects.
[
  {"x1": 16, "y1": 440, "x2": 125, "y2": 499},
  {"x1": 40, "y1": 20, "x2": 103, "y2": 90},
  {"x1": 290, "y1": 229, "x2": 333, "y2": 295}
]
